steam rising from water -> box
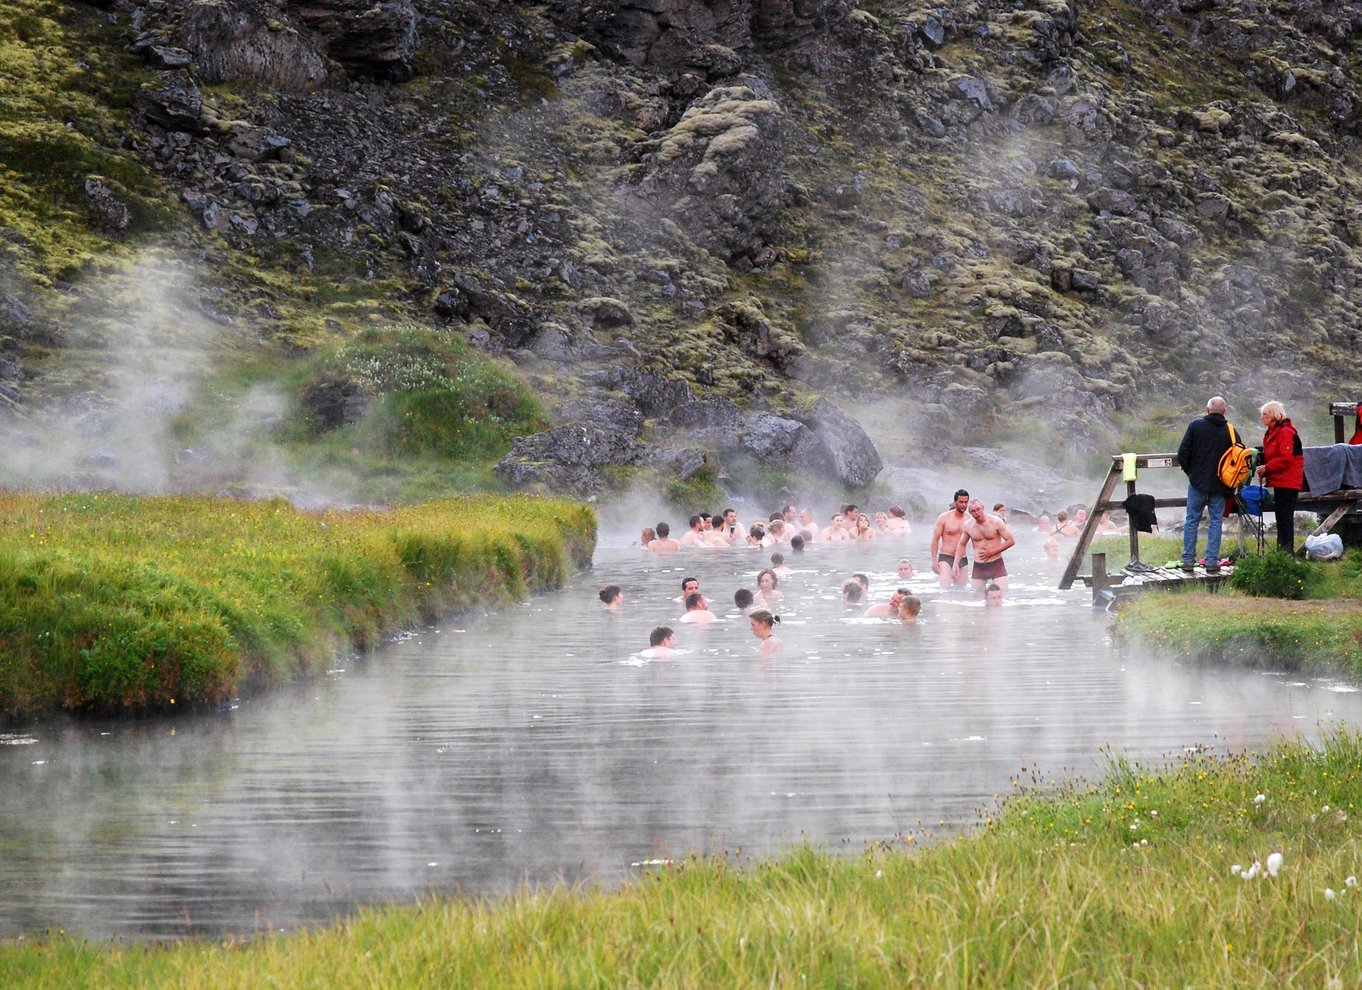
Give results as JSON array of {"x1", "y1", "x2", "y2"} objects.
[{"x1": 0, "y1": 252, "x2": 350, "y2": 504}]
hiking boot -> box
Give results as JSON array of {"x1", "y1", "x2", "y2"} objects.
[
  {"x1": 1180, "y1": 563, "x2": 1195, "y2": 574},
  {"x1": 1205, "y1": 564, "x2": 1221, "y2": 575}
]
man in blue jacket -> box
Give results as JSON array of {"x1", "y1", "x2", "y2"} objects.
[{"x1": 1176, "y1": 395, "x2": 1236, "y2": 574}]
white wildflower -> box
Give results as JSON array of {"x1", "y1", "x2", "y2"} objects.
[
  {"x1": 1231, "y1": 864, "x2": 1242, "y2": 875},
  {"x1": 1254, "y1": 793, "x2": 1266, "y2": 805},
  {"x1": 1325, "y1": 888, "x2": 1337, "y2": 901},
  {"x1": 1266, "y1": 852, "x2": 1283, "y2": 877}
]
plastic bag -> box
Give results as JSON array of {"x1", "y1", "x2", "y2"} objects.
[{"x1": 1303, "y1": 533, "x2": 1344, "y2": 561}]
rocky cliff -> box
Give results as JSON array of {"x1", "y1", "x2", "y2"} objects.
[{"x1": 3, "y1": 0, "x2": 1361, "y2": 499}]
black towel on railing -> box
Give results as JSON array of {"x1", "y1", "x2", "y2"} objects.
[{"x1": 1122, "y1": 493, "x2": 1158, "y2": 533}]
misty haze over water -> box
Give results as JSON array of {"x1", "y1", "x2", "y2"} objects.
[{"x1": 2, "y1": 538, "x2": 1358, "y2": 940}]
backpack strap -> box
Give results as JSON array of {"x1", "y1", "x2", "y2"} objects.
[{"x1": 1227, "y1": 423, "x2": 1237, "y2": 446}]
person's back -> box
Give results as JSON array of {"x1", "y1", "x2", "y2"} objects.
[
  {"x1": 679, "y1": 592, "x2": 718, "y2": 623},
  {"x1": 1177, "y1": 395, "x2": 1236, "y2": 574},
  {"x1": 649, "y1": 521, "x2": 681, "y2": 552},
  {"x1": 1177, "y1": 405, "x2": 1235, "y2": 497}
]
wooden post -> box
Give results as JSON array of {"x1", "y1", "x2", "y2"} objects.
[
  {"x1": 1091, "y1": 552, "x2": 1108, "y2": 605},
  {"x1": 1059, "y1": 463, "x2": 1121, "y2": 590}
]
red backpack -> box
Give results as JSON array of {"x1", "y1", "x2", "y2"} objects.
[{"x1": 1351, "y1": 403, "x2": 1362, "y2": 445}]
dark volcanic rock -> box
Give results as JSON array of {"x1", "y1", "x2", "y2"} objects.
[
  {"x1": 174, "y1": 2, "x2": 329, "y2": 91},
  {"x1": 286, "y1": 0, "x2": 418, "y2": 80},
  {"x1": 620, "y1": 85, "x2": 788, "y2": 261},
  {"x1": 583, "y1": 367, "x2": 696, "y2": 417},
  {"x1": 133, "y1": 70, "x2": 205, "y2": 132},
  {"x1": 495, "y1": 423, "x2": 644, "y2": 495},
  {"x1": 299, "y1": 377, "x2": 372, "y2": 430},
  {"x1": 83, "y1": 179, "x2": 132, "y2": 234},
  {"x1": 791, "y1": 398, "x2": 883, "y2": 488}
]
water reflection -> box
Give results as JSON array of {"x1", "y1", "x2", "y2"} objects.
[{"x1": 1, "y1": 538, "x2": 1357, "y2": 939}]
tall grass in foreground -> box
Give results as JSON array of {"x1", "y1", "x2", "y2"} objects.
[
  {"x1": 3, "y1": 730, "x2": 1359, "y2": 987},
  {"x1": 0, "y1": 492, "x2": 595, "y2": 716}
]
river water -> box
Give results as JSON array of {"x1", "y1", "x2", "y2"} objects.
[{"x1": 2, "y1": 534, "x2": 1359, "y2": 940}]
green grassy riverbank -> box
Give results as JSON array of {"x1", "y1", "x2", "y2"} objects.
[
  {"x1": 0, "y1": 491, "x2": 595, "y2": 716},
  {"x1": 1100, "y1": 535, "x2": 1362, "y2": 675},
  {"x1": 2, "y1": 729, "x2": 1359, "y2": 987}
]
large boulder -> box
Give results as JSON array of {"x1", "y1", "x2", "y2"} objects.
[
  {"x1": 285, "y1": 0, "x2": 419, "y2": 80},
  {"x1": 791, "y1": 398, "x2": 883, "y2": 488},
  {"x1": 172, "y1": 1, "x2": 329, "y2": 92},
  {"x1": 717, "y1": 402, "x2": 882, "y2": 490},
  {"x1": 495, "y1": 423, "x2": 644, "y2": 495},
  {"x1": 619, "y1": 85, "x2": 788, "y2": 261},
  {"x1": 133, "y1": 70, "x2": 205, "y2": 132}
]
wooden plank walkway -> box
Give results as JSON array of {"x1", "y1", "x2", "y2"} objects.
[{"x1": 1084, "y1": 553, "x2": 1233, "y2": 609}]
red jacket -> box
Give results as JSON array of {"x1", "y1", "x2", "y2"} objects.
[{"x1": 1261, "y1": 418, "x2": 1304, "y2": 490}]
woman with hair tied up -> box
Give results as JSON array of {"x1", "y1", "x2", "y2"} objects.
[
  {"x1": 1256, "y1": 400, "x2": 1305, "y2": 551},
  {"x1": 748, "y1": 609, "x2": 783, "y2": 655}
]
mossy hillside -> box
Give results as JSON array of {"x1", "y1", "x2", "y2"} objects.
[
  {"x1": 0, "y1": 1, "x2": 172, "y2": 285},
  {"x1": 8, "y1": 0, "x2": 1362, "y2": 502},
  {"x1": 0, "y1": 491, "x2": 595, "y2": 716},
  {"x1": 3, "y1": 730, "x2": 1359, "y2": 986}
]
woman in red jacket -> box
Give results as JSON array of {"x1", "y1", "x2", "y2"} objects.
[{"x1": 1256, "y1": 400, "x2": 1305, "y2": 551}]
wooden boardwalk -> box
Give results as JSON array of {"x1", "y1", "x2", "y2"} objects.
[{"x1": 1082, "y1": 553, "x2": 1233, "y2": 609}]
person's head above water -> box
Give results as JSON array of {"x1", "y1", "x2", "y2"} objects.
[{"x1": 649, "y1": 626, "x2": 675, "y2": 647}]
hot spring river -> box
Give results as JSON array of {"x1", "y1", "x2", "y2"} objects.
[{"x1": 3, "y1": 536, "x2": 1359, "y2": 940}]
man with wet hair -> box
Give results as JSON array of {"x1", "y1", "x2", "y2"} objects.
[
  {"x1": 643, "y1": 626, "x2": 678, "y2": 659},
  {"x1": 896, "y1": 558, "x2": 915, "y2": 579},
  {"x1": 733, "y1": 588, "x2": 755, "y2": 610},
  {"x1": 648, "y1": 521, "x2": 680, "y2": 552},
  {"x1": 720, "y1": 507, "x2": 740, "y2": 544},
  {"x1": 676, "y1": 576, "x2": 700, "y2": 604},
  {"x1": 680, "y1": 514, "x2": 708, "y2": 548},
  {"x1": 929, "y1": 489, "x2": 971, "y2": 589},
  {"x1": 984, "y1": 583, "x2": 1004, "y2": 607},
  {"x1": 955, "y1": 499, "x2": 1016, "y2": 590},
  {"x1": 863, "y1": 587, "x2": 909, "y2": 618},
  {"x1": 679, "y1": 592, "x2": 718, "y2": 623},
  {"x1": 1176, "y1": 395, "x2": 1236, "y2": 575}
]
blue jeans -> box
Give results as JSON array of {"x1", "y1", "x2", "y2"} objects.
[{"x1": 1183, "y1": 485, "x2": 1226, "y2": 567}]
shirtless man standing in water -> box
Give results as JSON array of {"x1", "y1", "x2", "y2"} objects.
[
  {"x1": 929, "y1": 489, "x2": 972, "y2": 589},
  {"x1": 954, "y1": 499, "x2": 1016, "y2": 590}
]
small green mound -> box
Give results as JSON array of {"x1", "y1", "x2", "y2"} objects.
[
  {"x1": 290, "y1": 322, "x2": 549, "y2": 463},
  {"x1": 1229, "y1": 547, "x2": 1314, "y2": 599}
]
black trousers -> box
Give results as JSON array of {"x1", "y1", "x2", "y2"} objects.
[{"x1": 1273, "y1": 488, "x2": 1299, "y2": 551}]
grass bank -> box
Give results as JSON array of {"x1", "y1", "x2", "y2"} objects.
[
  {"x1": 1108, "y1": 537, "x2": 1362, "y2": 675},
  {"x1": 2, "y1": 728, "x2": 1358, "y2": 986},
  {"x1": 0, "y1": 491, "x2": 595, "y2": 717}
]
